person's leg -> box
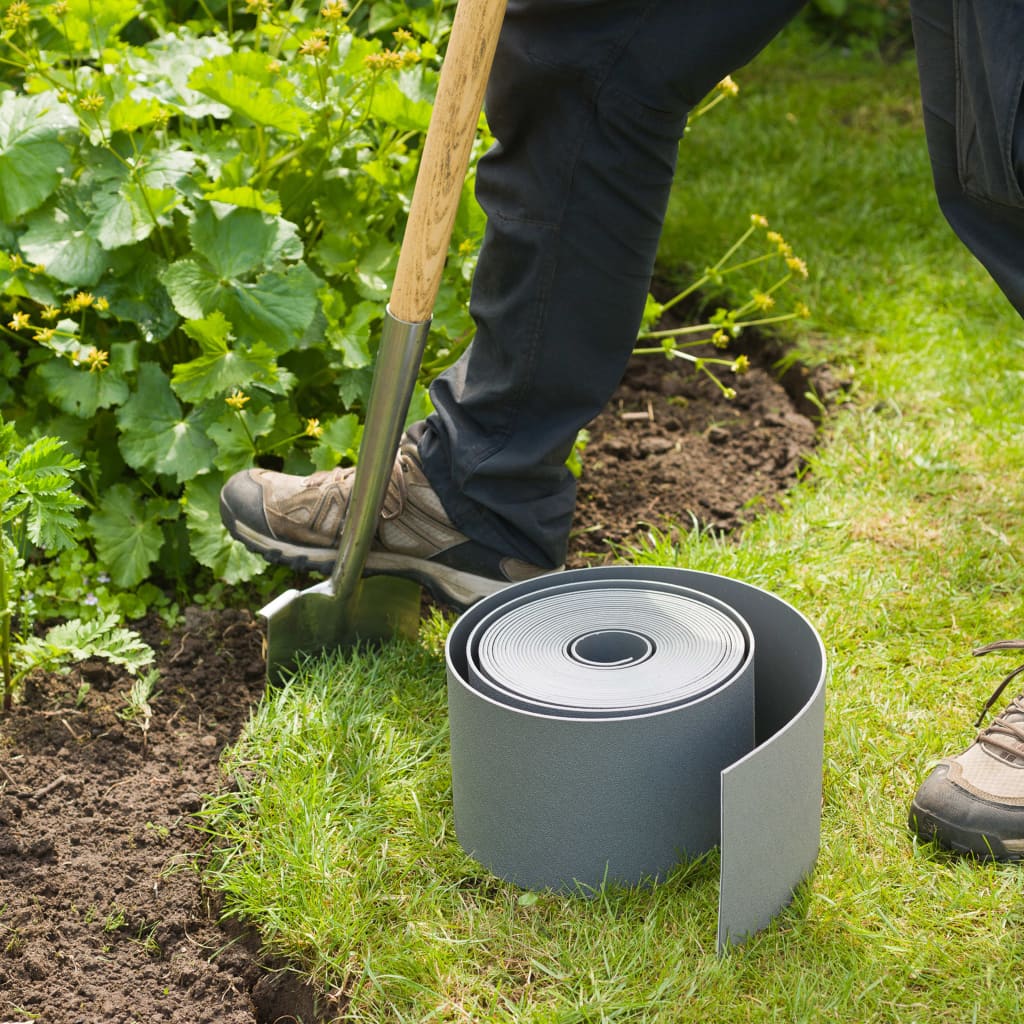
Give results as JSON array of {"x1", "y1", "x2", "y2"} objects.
[
  {"x1": 910, "y1": 0, "x2": 1024, "y2": 316},
  {"x1": 908, "y1": 0, "x2": 1024, "y2": 858},
  {"x1": 221, "y1": 0, "x2": 806, "y2": 607},
  {"x1": 419, "y1": 0, "x2": 806, "y2": 570}
]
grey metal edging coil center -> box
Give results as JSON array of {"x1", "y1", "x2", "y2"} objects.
[{"x1": 445, "y1": 566, "x2": 827, "y2": 951}]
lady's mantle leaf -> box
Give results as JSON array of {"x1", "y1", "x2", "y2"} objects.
[
  {"x1": 184, "y1": 474, "x2": 265, "y2": 583},
  {"x1": 189, "y1": 52, "x2": 311, "y2": 136},
  {"x1": 48, "y1": 0, "x2": 140, "y2": 54},
  {"x1": 87, "y1": 147, "x2": 195, "y2": 250},
  {"x1": 37, "y1": 358, "x2": 131, "y2": 419},
  {"x1": 208, "y1": 406, "x2": 275, "y2": 474},
  {"x1": 190, "y1": 203, "x2": 302, "y2": 279},
  {"x1": 161, "y1": 260, "x2": 320, "y2": 353},
  {"x1": 88, "y1": 483, "x2": 165, "y2": 588},
  {"x1": 20, "y1": 189, "x2": 109, "y2": 286},
  {"x1": 171, "y1": 312, "x2": 284, "y2": 401},
  {"x1": 0, "y1": 93, "x2": 75, "y2": 222},
  {"x1": 127, "y1": 34, "x2": 233, "y2": 120},
  {"x1": 116, "y1": 363, "x2": 217, "y2": 482}
]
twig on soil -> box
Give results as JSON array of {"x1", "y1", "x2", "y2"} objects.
[
  {"x1": 0, "y1": 761, "x2": 17, "y2": 789},
  {"x1": 222, "y1": 619, "x2": 260, "y2": 641},
  {"x1": 31, "y1": 773, "x2": 69, "y2": 800},
  {"x1": 102, "y1": 776, "x2": 137, "y2": 800},
  {"x1": 169, "y1": 632, "x2": 193, "y2": 664}
]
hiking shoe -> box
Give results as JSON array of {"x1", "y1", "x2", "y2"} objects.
[
  {"x1": 909, "y1": 640, "x2": 1024, "y2": 860},
  {"x1": 219, "y1": 434, "x2": 558, "y2": 610}
]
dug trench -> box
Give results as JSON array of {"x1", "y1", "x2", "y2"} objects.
[{"x1": 0, "y1": 322, "x2": 837, "y2": 1022}]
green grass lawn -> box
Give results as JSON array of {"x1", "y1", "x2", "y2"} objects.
[{"x1": 199, "y1": 24, "x2": 1024, "y2": 1023}]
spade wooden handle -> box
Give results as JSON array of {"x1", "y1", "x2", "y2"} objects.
[{"x1": 388, "y1": 0, "x2": 506, "y2": 323}]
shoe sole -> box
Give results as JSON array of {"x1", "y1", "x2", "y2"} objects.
[
  {"x1": 908, "y1": 798, "x2": 1024, "y2": 862},
  {"x1": 221, "y1": 497, "x2": 510, "y2": 612}
]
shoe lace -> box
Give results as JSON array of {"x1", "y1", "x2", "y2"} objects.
[
  {"x1": 380, "y1": 449, "x2": 410, "y2": 520},
  {"x1": 972, "y1": 640, "x2": 1024, "y2": 759}
]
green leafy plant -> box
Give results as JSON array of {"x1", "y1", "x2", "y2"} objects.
[
  {"x1": 630, "y1": 75, "x2": 811, "y2": 398},
  {"x1": 635, "y1": 213, "x2": 811, "y2": 397},
  {"x1": 0, "y1": 417, "x2": 153, "y2": 710},
  {"x1": 0, "y1": 5, "x2": 805, "y2": 603},
  {"x1": 0, "y1": 0, "x2": 482, "y2": 593},
  {"x1": 118, "y1": 668, "x2": 160, "y2": 754}
]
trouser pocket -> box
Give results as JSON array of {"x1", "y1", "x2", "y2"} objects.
[{"x1": 955, "y1": 0, "x2": 1024, "y2": 207}]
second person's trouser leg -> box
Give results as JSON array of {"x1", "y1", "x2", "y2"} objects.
[
  {"x1": 418, "y1": 0, "x2": 805, "y2": 569},
  {"x1": 911, "y1": 0, "x2": 1024, "y2": 317}
]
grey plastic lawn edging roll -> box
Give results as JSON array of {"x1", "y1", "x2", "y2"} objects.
[{"x1": 445, "y1": 566, "x2": 827, "y2": 951}]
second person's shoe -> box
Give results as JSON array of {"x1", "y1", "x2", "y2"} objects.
[
  {"x1": 908, "y1": 640, "x2": 1024, "y2": 861},
  {"x1": 219, "y1": 434, "x2": 558, "y2": 611}
]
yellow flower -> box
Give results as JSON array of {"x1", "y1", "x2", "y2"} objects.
[
  {"x1": 42, "y1": 305, "x2": 60, "y2": 321},
  {"x1": 794, "y1": 301, "x2": 812, "y2": 320},
  {"x1": 299, "y1": 30, "x2": 329, "y2": 56},
  {"x1": 244, "y1": 0, "x2": 271, "y2": 12},
  {"x1": 225, "y1": 389, "x2": 250, "y2": 410},
  {"x1": 95, "y1": 296, "x2": 110, "y2": 312},
  {"x1": 85, "y1": 347, "x2": 109, "y2": 372},
  {"x1": 458, "y1": 238, "x2": 475, "y2": 255},
  {"x1": 393, "y1": 27, "x2": 414, "y2": 44},
  {"x1": 766, "y1": 231, "x2": 783, "y2": 246},
  {"x1": 750, "y1": 213, "x2": 768, "y2": 228},
  {"x1": 751, "y1": 291, "x2": 774, "y2": 311},
  {"x1": 4, "y1": 1, "x2": 31, "y2": 28},
  {"x1": 722, "y1": 386, "x2": 737, "y2": 400},
  {"x1": 711, "y1": 329, "x2": 730, "y2": 349},
  {"x1": 717, "y1": 76, "x2": 739, "y2": 97},
  {"x1": 33, "y1": 327, "x2": 55, "y2": 343},
  {"x1": 78, "y1": 92, "x2": 104, "y2": 113},
  {"x1": 8, "y1": 253, "x2": 24, "y2": 270},
  {"x1": 304, "y1": 417, "x2": 324, "y2": 439},
  {"x1": 8, "y1": 311, "x2": 30, "y2": 331},
  {"x1": 730, "y1": 354, "x2": 750, "y2": 375},
  {"x1": 267, "y1": 59, "x2": 282, "y2": 73},
  {"x1": 363, "y1": 49, "x2": 405, "y2": 71},
  {"x1": 321, "y1": 0, "x2": 347, "y2": 18},
  {"x1": 785, "y1": 256, "x2": 809, "y2": 278},
  {"x1": 50, "y1": 0, "x2": 69, "y2": 14},
  {"x1": 66, "y1": 291, "x2": 95, "y2": 311}
]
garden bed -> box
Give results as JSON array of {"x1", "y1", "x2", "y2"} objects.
[{"x1": 0, "y1": 334, "x2": 832, "y2": 1023}]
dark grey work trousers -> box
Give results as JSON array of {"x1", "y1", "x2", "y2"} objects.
[
  {"x1": 418, "y1": 0, "x2": 1024, "y2": 569},
  {"x1": 911, "y1": 0, "x2": 1024, "y2": 316}
]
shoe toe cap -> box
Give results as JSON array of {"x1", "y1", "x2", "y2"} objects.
[
  {"x1": 219, "y1": 469, "x2": 272, "y2": 537},
  {"x1": 909, "y1": 762, "x2": 1024, "y2": 859}
]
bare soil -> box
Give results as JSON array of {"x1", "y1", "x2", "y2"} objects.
[{"x1": 0, "y1": 332, "x2": 833, "y2": 1023}]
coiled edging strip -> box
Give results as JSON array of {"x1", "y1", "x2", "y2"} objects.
[{"x1": 446, "y1": 566, "x2": 827, "y2": 952}]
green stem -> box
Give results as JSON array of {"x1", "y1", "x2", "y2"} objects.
[
  {"x1": 709, "y1": 224, "x2": 757, "y2": 276},
  {"x1": 717, "y1": 251, "x2": 776, "y2": 276},
  {"x1": 689, "y1": 90, "x2": 728, "y2": 122},
  {"x1": 657, "y1": 274, "x2": 710, "y2": 316},
  {"x1": 656, "y1": 235, "x2": 770, "y2": 318},
  {"x1": 637, "y1": 309, "x2": 797, "y2": 342},
  {"x1": 234, "y1": 408, "x2": 256, "y2": 447},
  {"x1": 636, "y1": 321, "x2": 722, "y2": 341},
  {"x1": 1, "y1": 548, "x2": 11, "y2": 713},
  {"x1": 633, "y1": 346, "x2": 732, "y2": 370}
]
